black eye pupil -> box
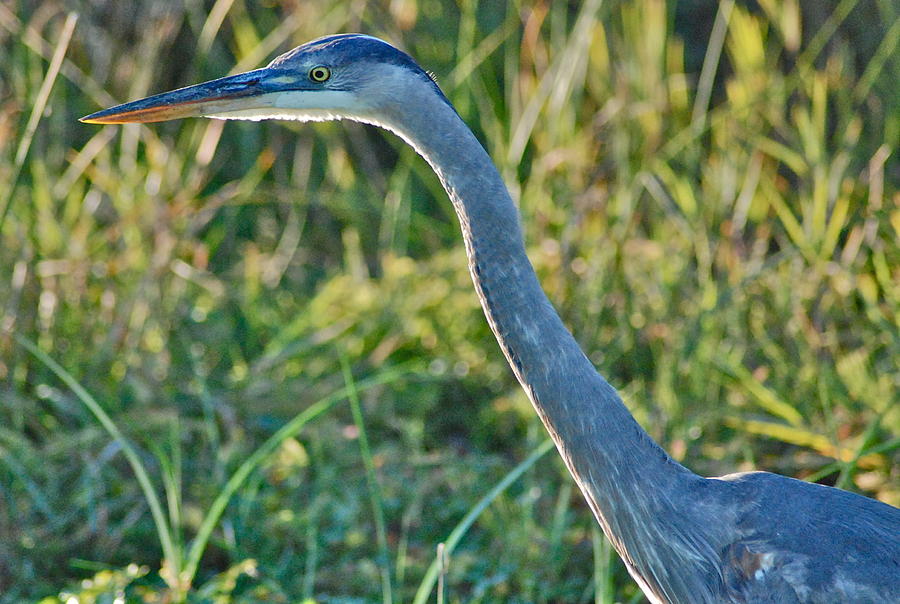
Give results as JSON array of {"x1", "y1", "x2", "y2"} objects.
[{"x1": 311, "y1": 67, "x2": 329, "y2": 81}]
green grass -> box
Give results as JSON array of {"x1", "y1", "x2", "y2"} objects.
[{"x1": 1, "y1": 1, "x2": 898, "y2": 602}]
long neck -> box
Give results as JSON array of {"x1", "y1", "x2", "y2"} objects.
[{"x1": 375, "y1": 91, "x2": 714, "y2": 601}]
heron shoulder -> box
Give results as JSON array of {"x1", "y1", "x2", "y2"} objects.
[{"x1": 712, "y1": 471, "x2": 900, "y2": 602}]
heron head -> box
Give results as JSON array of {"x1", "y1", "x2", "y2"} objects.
[{"x1": 80, "y1": 34, "x2": 449, "y2": 126}]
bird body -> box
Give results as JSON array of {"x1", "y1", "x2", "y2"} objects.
[{"x1": 82, "y1": 34, "x2": 900, "y2": 603}]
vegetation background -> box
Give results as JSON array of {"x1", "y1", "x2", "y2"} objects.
[{"x1": 1, "y1": 0, "x2": 897, "y2": 602}]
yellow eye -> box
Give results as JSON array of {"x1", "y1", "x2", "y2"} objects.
[{"x1": 309, "y1": 66, "x2": 331, "y2": 82}]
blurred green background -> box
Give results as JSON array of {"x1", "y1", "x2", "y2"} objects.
[{"x1": 1, "y1": 0, "x2": 898, "y2": 602}]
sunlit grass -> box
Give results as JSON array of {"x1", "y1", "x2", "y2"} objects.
[{"x1": 2, "y1": 1, "x2": 897, "y2": 602}]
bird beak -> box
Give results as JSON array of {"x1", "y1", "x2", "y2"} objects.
[{"x1": 80, "y1": 67, "x2": 301, "y2": 124}]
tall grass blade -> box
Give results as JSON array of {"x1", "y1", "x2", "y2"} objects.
[
  {"x1": 0, "y1": 13, "x2": 76, "y2": 234},
  {"x1": 690, "y1": 0, "x2": 733, "y2": 134},
  {"x1": 16, "y1": 334, "x2": 179, "y2": 586},
  {"x1": 340, "y1": 352, "x2": 394, "y2": 604},
  {"x1": 592, "y1": 523, "x2": 614, "y2": 604},
  {"x1": 412, "y1": 439, "x2": 555, "y2": 604},
  {"x1": 181, "y1": 362, "x2": 420, "y2": 588}
]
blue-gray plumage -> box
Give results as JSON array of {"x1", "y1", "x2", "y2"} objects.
[{"x1": 82, "y1": 34, "x2": 900, "y2": 603}]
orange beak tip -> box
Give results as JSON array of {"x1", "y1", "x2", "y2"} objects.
[{"x1": 79, "y1": 111, "x2": 125, "y2": 125}]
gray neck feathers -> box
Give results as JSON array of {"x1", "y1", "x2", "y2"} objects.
[{"x1": 377, "y1": 85, "x2": 725, "y2": 602}]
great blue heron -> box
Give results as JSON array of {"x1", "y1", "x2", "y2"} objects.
[{"x1": 82, "y1": 34, "x2": 899, "y2": 603}]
